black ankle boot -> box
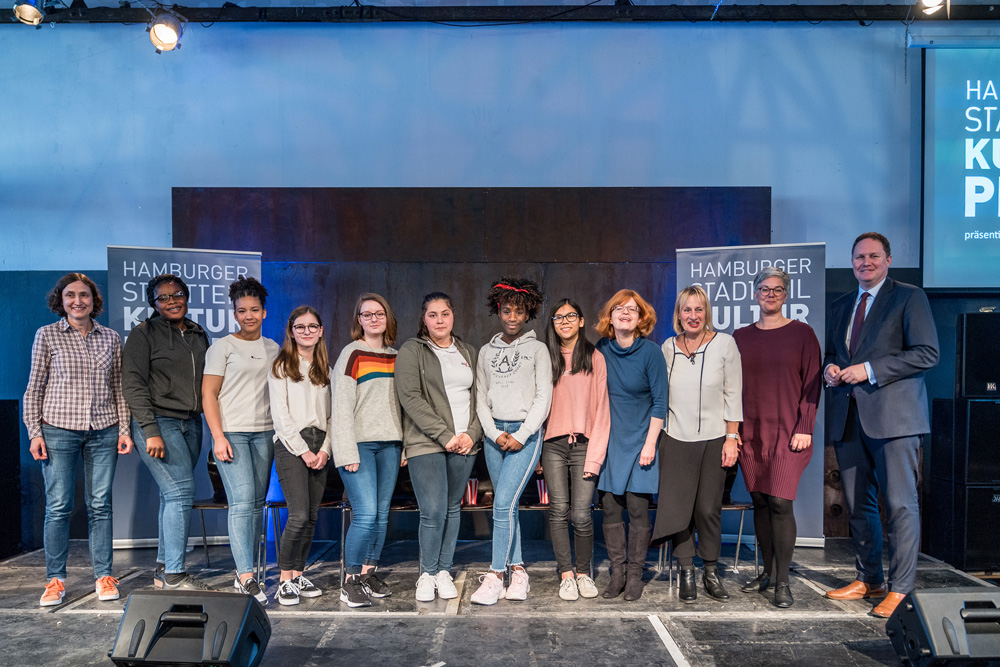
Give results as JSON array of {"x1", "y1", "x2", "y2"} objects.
[
  {"x1": 773, "y1": 582, "x2": 794, "y2": 608},
  {"x1": 679, "y1": 566, "x2": 697, "y2": 603},
  {"x1": 703, "y1": 566, "x2": 730, "y2": 601},
  {"x1": 741, "y1": 572, "x2": 771, "y2": 593}
]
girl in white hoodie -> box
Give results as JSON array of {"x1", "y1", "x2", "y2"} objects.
[{"x1": 471, "y1": 277, "x2": 552, "y2": 605}]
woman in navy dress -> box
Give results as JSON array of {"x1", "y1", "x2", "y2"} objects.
[{"x1": 594, "y1": 289, "x2": 667, "y2": 602}]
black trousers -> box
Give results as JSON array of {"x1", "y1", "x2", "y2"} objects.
[{"x1": 273, "y1": 443, "x2": 328, "y2": 572}]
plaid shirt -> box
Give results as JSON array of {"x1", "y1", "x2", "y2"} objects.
[{"x1": 22, "y1": 318, "x2": 131, "y2": 439}]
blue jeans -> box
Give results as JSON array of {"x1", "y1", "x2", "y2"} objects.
[
  {"x1": 340, "y1": 441, "x2": 402, "y2": 574},
  {"x1": 407, "y1": 451, "x2": 477, "y2": 575},
  {"x1": 216, "y1": 430, "x2": 274, "y2": 576},
  {"x1": 484, "y1": 419, "x2": 543, "y2": 572},
  {"x1": 40, "y1": 424, "x2": 119, "y2": 580},
  {"x1": 132, "y1": 416, "x2": 202, "y2": 574}
]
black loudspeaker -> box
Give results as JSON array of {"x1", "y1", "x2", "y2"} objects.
[
  {"x1": 109, "y1": 590, "x2": 270, "y2": 667},
  {"x1": 0, "y1": 400, "x2": 23, "y2": 560},
  {"x1": 957, "y1": 313, "x2": 1000, "y2": 399},
  {"x1": 928, "y1": 480, "x2": 1000, "y2": 573},
  {"x1": 886, "y1": 588, "x2": 1000, "y2": 666},
  {"x1": 933, "y1": 399, "x2": 1000, "y2": 486}
]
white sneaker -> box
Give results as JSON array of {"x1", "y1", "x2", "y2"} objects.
[
  {"x1": 415, "y1": 572, "x2": 437, "y2": 602},
  {"x1": 576, "y1": 574, "x2": 599, "y2": 599},
  {"x1": 559, "y1": 577, "x2": 579, "y2": 601},
  {"x1": 470, "y1": 572, "x2": 504, "y2": 605},
  {"x1": 434, "y1": 571, "x2": 459, "y2": 599},
  {"x1": 505, "y1": 567, "x2": 530, "y2": 601}
]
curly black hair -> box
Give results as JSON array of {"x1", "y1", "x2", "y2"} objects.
[
  {"x1": 486, "y1": 276, "x2": 544, "y2": 321},
  {"x1": 229, "y1": 275, "x2": 268, "y2": 307}
]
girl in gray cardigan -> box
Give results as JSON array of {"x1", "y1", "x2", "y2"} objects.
[{"x1": 396, "y1": 292, "x2": 483, "y2": 602}]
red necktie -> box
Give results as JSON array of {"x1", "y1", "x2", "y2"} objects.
[{"x1": 849, "y1": 292, "x2": 870, "y2": 358}]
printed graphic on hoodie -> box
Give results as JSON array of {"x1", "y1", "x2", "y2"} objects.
[{"x1": 489, "y1": 348, "x2": 522, "y2": 376}]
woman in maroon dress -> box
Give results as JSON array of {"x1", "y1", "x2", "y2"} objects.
[{"x1": 733, "y1": 266, "x2": 821, "y2": 609}]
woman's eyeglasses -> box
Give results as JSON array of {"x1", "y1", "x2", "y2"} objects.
[
  {"x1": 757, "y1": 286, "x2": 787, "y2": 296},
  {"x1": 552, "y1": 313, "x2": 580, "y2": 323},
  {"x1": 292, "y1": 323, "x2": 321, "y2": 333},
  {"x1": 611, "y1": 305, "x2": 639, "y2": 314},
  {"x1": 359, "y1": 311, "x2": 387, "y2": 321},
  {"x1": 153, "y1": 291, "x2": 188, "y2": 304}
]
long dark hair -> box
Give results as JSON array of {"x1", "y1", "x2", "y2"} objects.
[
  {"x1": 271, "y1": 305, "x2": 330, "y2": 387},
  {"x1": 546, "y1": 298, "x2": 595, "y2": 384},
  {"x1": 417, "y1": 292, "x2": 454, "y2": 339}
]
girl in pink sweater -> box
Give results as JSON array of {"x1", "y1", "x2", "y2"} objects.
[{"x1": 541, "y1": 298, "x2": 611, "y2": 601}]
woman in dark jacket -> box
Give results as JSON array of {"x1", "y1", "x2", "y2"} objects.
[
  {"x1": 396, "y1": 292, "x2": 483, "y2": 603},
  {"x1": 122, "y1": 273, "x2": 210, "y2": 591}
]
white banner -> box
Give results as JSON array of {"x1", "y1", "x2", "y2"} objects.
[{"x1": 107, "y1": 245, "x2": 261, "y2": 344}]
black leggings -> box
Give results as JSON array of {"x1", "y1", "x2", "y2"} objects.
[
  {"x1": 750, "y1": 491, "x2": 796, "y2": 584},
  {"x1": 601, "y1": 491, "x2": 651, "y2": 529}
]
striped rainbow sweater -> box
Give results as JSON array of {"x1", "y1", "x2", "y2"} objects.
[{"x1": 331, "y1": 340, "x2": 403, "y2": 467}]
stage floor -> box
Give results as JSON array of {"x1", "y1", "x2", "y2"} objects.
[{"x1": 1, "y1": 537, "x2": 993, "y2": 666}]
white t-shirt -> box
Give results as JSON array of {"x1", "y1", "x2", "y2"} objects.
[
  {"x1": 429, "y1": 341, "x2": 474, "y2": 435},
  {"x1": 204, "y1": 334, "x2": 281, "y2": 432}
]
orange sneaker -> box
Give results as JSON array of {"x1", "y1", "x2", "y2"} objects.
[
  {"x1": 96, "y1": 576, "x2": 120, "y2": 601},
  {"x1": 40, "y1": 578, "x2": 65, "y2": 607}
]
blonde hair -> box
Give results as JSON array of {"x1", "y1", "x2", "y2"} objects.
[{"x1": 672, "y1": 285, "x2": 713, "y2": 335}]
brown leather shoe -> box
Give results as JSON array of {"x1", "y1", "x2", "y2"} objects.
[
  {"x1": 825, "y1": 580, "x2": 887, "y2": 600},
  {"x1": 872, "y1": 592, "x2": 906, "y2": 618}
]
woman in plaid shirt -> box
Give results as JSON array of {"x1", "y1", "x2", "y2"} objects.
[{"x1": 23, "y1": 273, "x2": 134, "y2": 607}]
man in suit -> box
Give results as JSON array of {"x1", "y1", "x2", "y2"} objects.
[{"x1": 823, "y1": 232, "x2": 939, "y2": 618}]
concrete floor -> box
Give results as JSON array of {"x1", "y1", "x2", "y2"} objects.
[{"x1": 1, "y1": 537, "x2": 994, "y2": 666}]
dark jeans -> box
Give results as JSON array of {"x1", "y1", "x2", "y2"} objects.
[
  {"x1": 273, "y1": 442, "x2": 327, "y2": 572},
  {"x1": 541, "y1": 436, "x2": 596, "y2": 574},
  {"x1": 407, "y1": 451, "x2": 477, "y2": 575}
]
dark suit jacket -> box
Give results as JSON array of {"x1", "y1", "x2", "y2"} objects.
[{"x1": 824, "y1": 278, "x2": 940, "y2": 441}]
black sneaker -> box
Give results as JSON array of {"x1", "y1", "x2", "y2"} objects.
[
  {"x1": 235, "y1": 575, "x2": 268, "y2": 605},
  {"x1": 361, "y1": 570, "x2": 391, "y2": 598},
  {"x1": 292, "y1": 575, "x2": 322, "y2": 598},
  {"x1": 153, "y1": 563, "x2": 165, "y2": 589},
  {"x1": 275, "y1": 580, "x2": 299, "y2": 606},
  {"x1": 340, "y1": 576, "x2": 372, "y2": 608},
  {"x1": 162, "y1": 573, "x2": 211, "y2": 591}
]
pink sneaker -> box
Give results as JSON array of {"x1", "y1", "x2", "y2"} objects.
[
  {"x1": 470, "y1": 572, "x2": 504, "y2": 605},
  {"x1": 505, "y1": 567, "x2": 530, "y2": 601}
]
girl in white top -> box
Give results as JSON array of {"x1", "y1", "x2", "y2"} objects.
[
  {"x1": 202, "y1": 276, "x2": 279, "y2": 605},
  {"x1": 267, "y1": 305, "x2": 333, "y2": 606}
]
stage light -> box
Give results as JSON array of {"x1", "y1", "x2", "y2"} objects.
[
  {"x1": 13, "y1": 0, "x2": 45, "y2": 25},
  {"x1": 920, "y1": 0, "x2": 949, "y2": 16},
  {"x1": 147, "y1": 11, "x2": 184, "y2": 53}
]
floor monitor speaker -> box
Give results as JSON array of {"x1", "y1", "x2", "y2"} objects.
[
  {"x1": 109, "y1": 590, "x2": 270, "y2": 667},
  {"x1": 886, "y1": 587, "x2": 1000, "y2": 667}
]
